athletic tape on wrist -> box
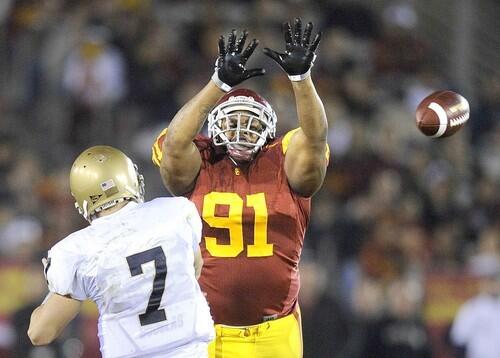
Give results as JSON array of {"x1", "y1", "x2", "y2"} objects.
[
  {"x1": 288, "y1": 69, "x2": 311, "y2": 82},
  {"x1": 211, "y1": 72, "x2": 232, "y2": 92}
]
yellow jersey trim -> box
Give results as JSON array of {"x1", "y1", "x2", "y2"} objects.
[
  {"x1": 281, "y1": 128, "x2": 330, "y2": 161},
  {"x1": 151, "y1": 127, "x2": 168, "y2": 167}
]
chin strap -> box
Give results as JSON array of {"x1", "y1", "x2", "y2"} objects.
[
  {"x1": 228, "y1": 155, "x2": 239, "y2": 166},
  {"x1": 227, "y1": 145, "x2": 258, "y2": 164}
]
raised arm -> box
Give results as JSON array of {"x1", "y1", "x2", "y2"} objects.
[
  {"x1": 264, "y1": 18, "x2": 328, "y2": 197},
  {"x1": 160, "y1": 82, "x2": 221, "y2": 195},
  {"x1": 160, "y1": 30, "x2": 265, "y2": 195}
]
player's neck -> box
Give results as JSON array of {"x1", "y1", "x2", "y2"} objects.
[{"x1": 97, "y1": 200, "x2": 130, "y2": 218}]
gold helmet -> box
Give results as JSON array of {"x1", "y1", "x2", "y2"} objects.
[{"x1": 70, "y1": 145, "x2": 145, "y2": 222}]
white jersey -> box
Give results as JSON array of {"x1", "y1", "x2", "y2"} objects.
[
  {"x1": 45, "y1": 197, "x2": 214, "y2": 358},
  {"x1": 451, "y1": 294, "x2": 500, "y2": 358}
]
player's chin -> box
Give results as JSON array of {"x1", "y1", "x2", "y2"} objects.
[{"x1": 227, "y1": 145, "x2": 255, "y2": 163}]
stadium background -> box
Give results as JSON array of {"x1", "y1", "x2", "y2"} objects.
[{"x1": 0, "y1": 0, "x2": 499, "y2": 357}]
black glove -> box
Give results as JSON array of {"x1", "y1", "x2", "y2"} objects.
[
  {"x1": 263, "y1": 18, "x2": 322, "y2": 80},
  {"x1": 212, "y1": 30, "x2": 265, "y2": 91}
]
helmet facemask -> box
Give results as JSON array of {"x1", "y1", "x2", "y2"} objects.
[{"x1": 208, "y1": 93, "x2": 277, "y2": 163}]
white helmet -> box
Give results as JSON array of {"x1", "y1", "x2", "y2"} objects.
[{"x1": 208, "y1": 88, "x2": 277, "y2": 162}]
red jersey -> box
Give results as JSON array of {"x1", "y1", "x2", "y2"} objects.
[{"x1": 152, "y1": 129, "x2": 324, "y2": 325}]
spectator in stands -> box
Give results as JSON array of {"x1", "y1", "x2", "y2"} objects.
[{"x1": 62, "y1": 25, "x2": 127, "y2": 146}]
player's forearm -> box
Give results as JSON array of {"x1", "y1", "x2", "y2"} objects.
[
  {"x1": 28, "y1": 305, "x2": 58, "y2": 345},
  {"x1": 28, "y1": 293, "x2": 81, "y2": 346},
  {"x1": 165, "y1": 81, "x2": 224, "y2": 150},
  {"x1": 292, "y1": 77, "x2": 328, "y2": 143}
]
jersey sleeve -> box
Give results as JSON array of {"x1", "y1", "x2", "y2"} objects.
[
  {"x1": 185, "y1": 199, "x2": 202, "y2": 253},
  {"x1": 151, "y1": 128, "x2": 213, "y2": 167},
  {"x1": 151, "y1": 127, "x2": 168, "y2": 167},
  {"x1": 450, "y1": 301, "x2": 474, "y2": 346},
  {"x1": 281, "y1": 128, "x2": 331, "y2": 164},
  {"x1": 45, "y1": 242, "x2": 87, "y2": 301}
]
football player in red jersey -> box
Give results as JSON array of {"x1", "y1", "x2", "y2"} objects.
[{"x1": 152, "y1": 18, "x2": 329, "y2": 358}]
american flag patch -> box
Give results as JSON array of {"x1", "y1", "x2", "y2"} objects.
[
  {"x1": 100, "y1": 179, "x2": 116, "y2": 190},
  {"x1": 101, "y1": 179, "x2": 119, "y2": 197}
]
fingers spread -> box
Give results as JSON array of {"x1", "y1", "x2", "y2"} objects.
[
  {"x1": 228, "y1": 29, "x2": 237, "y2": 53},
  {"x1": 236, "y1": 30, "x2": 248, "y2": 53},
  {"x1": 283, "y1": 22, "x2": 293, "y2": 49},
  {"x1": 293, "y1": 17, "x2": 302, "y2": 45},
  {"x1": 303, "y1": 22, "x2": 313, "y2": 47},
  {"x1": 218, "y1": 36, "x2": 226, "y2": 56},
  {"x1": 309, "y1": 31, "x2": 322, "y2": 52},
  {"x1": 262, "y1": 48, "x2": 282, "y2": 64},
  {"x1": 244, "y1": 68, "x2": 266, "y2": 80},
  {"x1": 241, "y1": 38, "x2": 259, "y2": 62}
]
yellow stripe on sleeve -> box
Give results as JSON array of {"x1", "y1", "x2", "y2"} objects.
[
  {"x1": 281, "y1": 128, "x2": 301, "y2": 155},
  {"x1": 151, "y1": 127, "x2": 168, "y2": 167},
  {"x1": 281, "y1": 128, "x2": 330, "y2": 162}
]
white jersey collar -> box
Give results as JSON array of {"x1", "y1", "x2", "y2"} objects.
[{"x1": 91, "y1": 201, "x2": 139, "y2": 225}]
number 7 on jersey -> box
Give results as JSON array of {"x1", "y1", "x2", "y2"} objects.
[{"x1": 126, "y1": 246, "x2": 167, "y2": 326}]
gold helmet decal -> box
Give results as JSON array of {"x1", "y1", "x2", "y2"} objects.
[{"x1": 70, "y1": 145, "x2": 145, "y2": 222}]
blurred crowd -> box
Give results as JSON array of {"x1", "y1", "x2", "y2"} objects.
[{"x1": 0, "y1": 0, "x2": 499, "y2": 357}]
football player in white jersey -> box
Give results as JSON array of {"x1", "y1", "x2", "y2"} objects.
[{"x1": 28, "y1": 145, "x2": 214, "y2": 358}]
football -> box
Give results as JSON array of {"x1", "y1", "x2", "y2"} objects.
[{"x1": 415, "y1": 90, "x2": 470, "y2": 138}]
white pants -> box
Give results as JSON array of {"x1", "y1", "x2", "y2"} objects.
[{"x1": 147, "y1": 342, "x2": 208, "y2": 358}]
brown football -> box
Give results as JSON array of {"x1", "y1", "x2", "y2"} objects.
[{"x1": 415, "y1": 90, "x2": 470, "y2": 138}]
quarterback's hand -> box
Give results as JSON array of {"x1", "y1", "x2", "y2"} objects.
[
  {"x1": 263, "y1": 18, "x2": 322, "y2": 80},
  {"x1": 212, "y1": 30, "x2": 265, "y2": 91}
]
